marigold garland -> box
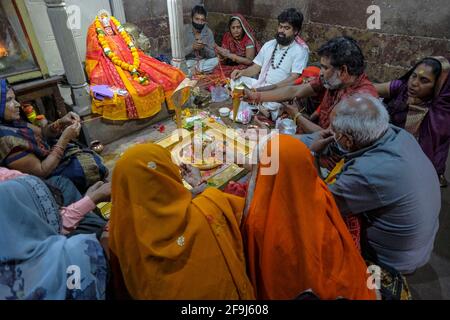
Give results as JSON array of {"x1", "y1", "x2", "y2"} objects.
[{"x1": 95, "y1": 15, "x2": 149, "y2": 85}]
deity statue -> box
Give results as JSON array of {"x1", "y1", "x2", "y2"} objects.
[{"x1": 85, "y1": 10, "x2": 188, "y2": 120}]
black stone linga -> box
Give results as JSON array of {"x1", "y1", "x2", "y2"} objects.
[{"x1": 270, "y1": 45, "x2": 290, "y2": 69}]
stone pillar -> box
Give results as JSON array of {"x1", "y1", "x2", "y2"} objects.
[
  {"x1": 167, "y1": 0, "x2": 188, "y2": 74},
  {"x1": 44, "y1": 0, "x2": 91, "y2": 116},
  {"x1": 110, "y1": 0, "x2": 126, "y2": 23}
]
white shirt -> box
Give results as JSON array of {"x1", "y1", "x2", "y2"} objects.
[{"x1": 253, "y1": 39, "x2": 309, "y2": 85}]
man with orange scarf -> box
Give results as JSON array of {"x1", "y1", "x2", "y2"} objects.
[{"x1": 85, "y1": 10, "x2": 186, "y2": 121}]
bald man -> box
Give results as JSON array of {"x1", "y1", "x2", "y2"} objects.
[{"x1": 302, "y1": 94, "x2": 441, "y2": 275}]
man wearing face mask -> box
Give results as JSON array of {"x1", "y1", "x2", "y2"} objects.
[
  {"x1": 245, "y1": 37, "x2": 378, "y2": 133},
  {"x1": 304, "y1": 94, "x2": 441, "y2": 276},
  {"x1": 184, "y1": 5, "x2": 218, "y2": 74},
  {"x1": 230, "y1": 8, "x2": 309, "y2": 121}
]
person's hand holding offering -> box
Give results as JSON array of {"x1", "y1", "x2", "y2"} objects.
[
  {"x1": 310, "y1": 128, "x2": 335, "y2": 154},
  {"x1": 60, "y1": 122, "x2": 81, "y2": 143},
  {"x1": 59, "y1": 111, "x2": 80, "y2": 128},
  {"x1": 180, "y1": 163, "x2": 203, "y2": 187},
  {"x1": 86, "y1": 181, "x2": 112, "y2": 204},
  {"x1": 231, "y1": 69, "x2": 244, "y2": 80},
  {"x1": 282, "y1": 101, "x2": 300, "y2": 119},
  {"x1": 193, "y1": 39, "x2": 205, "y2": 51}
]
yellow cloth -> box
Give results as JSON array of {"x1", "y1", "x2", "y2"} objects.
[{"x1": 109, "y1": 143, "x2": 255, "y2": 299}]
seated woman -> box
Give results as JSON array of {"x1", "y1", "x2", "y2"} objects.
[
  {"x1": 0, "y1": 167, "x2": 110, "y2": 237},
  {"x1": 242, "y1": 134, "x2": 376, "y2": 300},
  {"x1": 107, "y1": 143, "x2": 254, "y2": 299},
  {"x1": 213, "y1": 14, "x2": 260, "y2": 78},
  {"x1": 375, "y1": 56, "x2": 450, "y2": 187},
  {"x1": 86, "y1": 11, "x2": 187, "y2": 120},
  {"x1": 0, "y1": 79, "x2": 107, "y2": 193},
  {"x1": 0, "y1": 174, "x2": 108, "y2": 300}
]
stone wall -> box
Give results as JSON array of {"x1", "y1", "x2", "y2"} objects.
[
  {"x1": 122, "y1": 0, "x2": 202, "y2": 56},
  {"x1": 204, "y1": 0, "x2": 450, "y2": 82},
  {"x1": 123, "y1": 0, "x2": 450, "y2": 82}
]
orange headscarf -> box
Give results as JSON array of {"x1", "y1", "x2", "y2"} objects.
[
  {"x1": 243, "y1": 135, "x2": 376, "y2": 300},
  {"x1": 109, "y1": 143, "x2": 254, "y2": 299}
]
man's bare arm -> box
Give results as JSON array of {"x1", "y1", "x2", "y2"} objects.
[
  {"x1": 375, "y1": 82, "x2": 391, "y2": 99},
  {"x1": 240, "y1": 64, "x2": 262, "y2": 78},
  {"x1": 257, "y1": 82, "x2": 316, "y2": 102},
  {"x1": 256, "y1": 74, "x2": 298, "y2": 92},
  {"x1": 295, "y1": 114, "x2": 323, "y2": 133}
]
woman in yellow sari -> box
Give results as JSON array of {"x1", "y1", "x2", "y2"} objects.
[
  {"x1": 86, "y1": 11, "x2": 186, "y2": 120},
  {"x1": 108, "y1": 143, "x2": 254, "y2": 299}
]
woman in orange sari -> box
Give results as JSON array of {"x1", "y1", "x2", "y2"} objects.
[
  {"x1": 86, "y1": 11, "x2": 186, "y2": 120},
  {"x1": 242, "y1": 134, "x2": 376, "y2": 300},
  {"x1": 108, "y1": 143, "x2": 254, "y2": 299},
  {"x1": 214, "y1": 14, "x2": 261, "y2": 78}
]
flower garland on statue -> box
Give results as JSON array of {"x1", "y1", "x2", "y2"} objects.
[{"x1": 95, "y1": 16, "x2": 150, "y2": 85}]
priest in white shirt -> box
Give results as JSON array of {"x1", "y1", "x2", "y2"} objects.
[{"x1": 231, "y1": 8, "x2": 309, "y2": 121}]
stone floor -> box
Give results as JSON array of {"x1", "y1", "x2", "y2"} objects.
[
  {"x1": 406, "y1": 169, "x2": 450, "y2": 300},
  {"x1": 100, "y1": 99, "x2": 450, "y2": 300}
]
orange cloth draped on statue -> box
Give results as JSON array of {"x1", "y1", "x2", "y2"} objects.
[
  {"x1": 109, "y1": 143, "x2": 255, "y2": 299},
  {"x1": 86, "y1": 19, "x2": 186, "y2": 120},
  {"x1": 242, "y1": 135, "x2": 376, "y2": 300}
]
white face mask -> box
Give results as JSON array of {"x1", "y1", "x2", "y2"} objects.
[
  {"x1": 332, "y1": 133, "x2": 350, "y2": 155},
  {"x1": 322, "y1": 70, "x2": 343, "y2": 90}
]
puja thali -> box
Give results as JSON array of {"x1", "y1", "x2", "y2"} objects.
[{"x1": 155, "y1": 117, "x2": 256, "y2": 189}]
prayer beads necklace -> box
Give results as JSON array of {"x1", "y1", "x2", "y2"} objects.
[{"x1": 270, "y1": 44, "x2": 290, "y2": 69}]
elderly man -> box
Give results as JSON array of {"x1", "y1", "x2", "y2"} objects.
[
  {"x1": 246, "y1": 37, "x2": 377, "y2": 132},
  {"x1": 231, "y1": 8, "x2": 309, "y2": 121},
  {"x1": 302, "y1": 94, "x2": 441, "y2": 275},
  {"x1": 184, "y1": 5, "x2": 218, "y2": 74}
]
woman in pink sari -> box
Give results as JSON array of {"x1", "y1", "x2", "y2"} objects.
[{"x1": 214, "y1": 14, "x2": 261, "y2": 78}]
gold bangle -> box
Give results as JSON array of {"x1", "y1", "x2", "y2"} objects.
[{"x1": 294, "y1": 112, "x2": 302, "y2": 123}]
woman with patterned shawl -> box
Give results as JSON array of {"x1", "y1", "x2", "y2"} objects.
[
  {"x1": 0, "y1": 78, "x2": 107, "y2": 193},
  {"x1": 0, "y1": 167, "x2": 109, "y2": 237},
  {"x1": 376, "y1": 56, "x2": 450, "y2": 187},
  {"x1": 108, "y1": 143, "x2": 255, "y2": 299},
  {"x1": 0, "y1": 175, "x2": 108, "y2": 300},
  {"x1": 213, "y1": 14, "x2": 261, "y2": 78},
  {"x1": 85, "y1": 11, "x2": 187, "y2": 120}
]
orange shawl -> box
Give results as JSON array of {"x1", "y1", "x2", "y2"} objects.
[
  {"x1": 243, "y1": 135, "x2": 376, "y2": 300},
  {"x1": 109, "y1": 143, "x2": 254, "y2": 300}
]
